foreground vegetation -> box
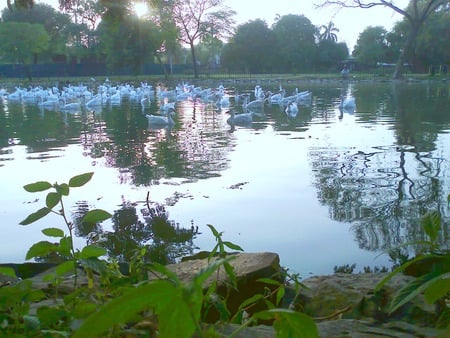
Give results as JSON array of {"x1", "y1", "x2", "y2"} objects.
[{"x1": 0, "y1": 172, "x2": 448, "y2": 336}]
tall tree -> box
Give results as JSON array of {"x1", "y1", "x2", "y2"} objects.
[
  {"x1": 272, "y1": 14, "x2": 317, "y2": 73},
  {"x1": 6, "y1": 0, "x2": 33, "y2": 11},
  {"x1": 2, "y1": 3, "x2": 73, "y2": 62},
  {"x1": 315, "y1": 0, "x2": 449, "y2": 78},
  {"x1": 319, "y1": 21, "x2": 339, "y2": 41},
  {"x1": 221, "y1": 19, "x2": 276, "y2": 73},
  {"x1": 162, "y1": 0, "x2": 235, "y2": 78},
  {"x1": 0, "y1": 22, "x2": 49, "y2": 79},
  {"x1": 353, "y1": 26, "x2": 389, "y2": 66}
]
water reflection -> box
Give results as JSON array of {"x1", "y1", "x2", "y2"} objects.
[
  {"x1": 0, "y1": 80, "x2": 449, "y2": 273},
  {"x1": 309, "y1": 81, "x2": 450, "y2": 254}
]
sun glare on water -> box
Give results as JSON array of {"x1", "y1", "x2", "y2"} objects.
[{"x1": 133, "y1": 2, "x2": 149, "y2": 17}]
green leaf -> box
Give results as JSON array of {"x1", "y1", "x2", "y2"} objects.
[
  {"x1": 72, "y1": 301, "x2": 97, "y2": 319},
  {"x1": 42, "y1": 227, "x2": 65, "y2": 238},
  {"x1": 69, "y1": 172, "x2": 94, "y2": 188},
  {"x1": 375, "y1": 254, "x2": 445, "y2": 292},
  {"x1": 223, "y1": 261, "x2": 237, "y2": 288},
  {"x1": 257, "y1": 278, "x2": 282, "y2": 286},
  {"x1": 19, "y1": 207, "x2": 51, "y2": 225},
  {"x1": 239, "y1": 294, "x2": 265, "y2": 310},
  {"x1": 55, "y1": 261, "x2": 76, "y2": 276},
  {"x1": 37, "y1": 306, "x2": 67, "y2": 328},
  {"x1": 276, "y1": 286, "x2": 286, "y2": 306},
  {"x1": 80, "y1": 245, "x2": 107, "y2": 259},
  {"x1": 58, "y1": 237, "x2": 73, "y2": 257},
  {"x1": 193, "y1": 257, "x2": 235, "y2": 287},
  {"x1": 424, "y1": 273, "x2": 450, "y2": 304},
  {"x1": 389, "y1": 271, "x2": 449, "y2": 313},
  {"x1": 23, "y1": 181, "x2": 52, "y2": 192},
  {"x1": 80, "y1": 257, "x2": 108, "y2": 275},
  {"x1": 223, "y1": 241, "x2": 244, "y2": 252},
  {"x1": 56, "y1": 183, "x2": 70, "y2": 196},
  {"x1": 82, "y1": 209, "x2": 112, "y2": 224},
  {"x1": 207, "y1": 224, "x2": 220, "y2": 238},
  {"x1": 420, "y1": 211, "x2": 441, "y2": 243},
  {"x1": 73, "y1": 280, "x2": 197, "y2": 338},
  {"x1": 254, "y1": 309, "x2": 318, "y2": 338},
  {"x1": 26, "y1": 241, "x2": 56, "y2": 260},
  {"x1": 46, "y1": 192, "x2": 61, "y2": 209},
  {"x1": 0, "y1": 266, "x2": 17, "y2": 278}
]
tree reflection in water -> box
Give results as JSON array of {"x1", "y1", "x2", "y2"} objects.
[{"x1": 71, "y1": 196, "x2": 199, "y2": 265}]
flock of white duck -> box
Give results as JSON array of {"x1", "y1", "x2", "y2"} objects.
[{"x1": 0, "y1": 79, "x2": 356, "y2": 129}]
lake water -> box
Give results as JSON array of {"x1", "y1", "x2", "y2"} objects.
[{"x1": 1, "y1": 79, "x2": 449, "y2": 277}]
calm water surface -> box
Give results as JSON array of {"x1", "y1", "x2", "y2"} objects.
[{"x1": 1, "y1": 80, "x2": 449, "y2": 277}]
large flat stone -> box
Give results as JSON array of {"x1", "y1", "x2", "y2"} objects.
[{"x1": 149, "y1": 252, "x2": 281, "y2": 286}]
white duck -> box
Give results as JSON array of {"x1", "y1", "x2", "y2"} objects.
[
  {"x1": 226, "y1": 110, "x2": 253, "y2": 126},
  {"x1": 146, "y1": 111, "x2": 175, "y2": 127},
  {"x1": 242, "y1": 95, "x2": 265, "y2": 112},
  {"x1": 339, "y1": 95, "x2": 356, "y2": 112},
  {"x1": 285, "y1": 101, "x2": 299, "y2": 118}
]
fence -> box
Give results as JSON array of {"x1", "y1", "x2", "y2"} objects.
[{"x1": 0, "y1": 63, "x2": 191, "y2": 79}]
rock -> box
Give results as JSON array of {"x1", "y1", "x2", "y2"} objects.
[
  {"x1": 316, "y1": 319, "x2": 449, "y2": 338},
  {"x1": 149, "y1": 252, "x2": 282, "y2": 322},
  {"x1": 296, "y1": 272, "x2": 438, "y2": 326},
  {"x1": 28, "y1": 266, "x2": 93, "y2": 294}
]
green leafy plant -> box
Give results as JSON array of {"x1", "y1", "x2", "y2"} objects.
[
  {"x1": 375, "y1": 210, "x2": 450, "y2": 325},
  {"x1": 19, "y1": 172, "x2": 111, "y2": 288}
]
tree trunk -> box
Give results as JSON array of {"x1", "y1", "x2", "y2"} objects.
[
  {"x1": 393, "y1": 26, "x2": 419, "y2": 80},
  {"x1": 153, "y1": 51, "x2": 170, "y2": 81},
  {"x1": 190, "y1": 42, "x2": 199, "y2": 78}
]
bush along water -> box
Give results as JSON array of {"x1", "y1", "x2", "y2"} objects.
[
  {"x1": 0, "y1": 172, "x2": 319, "y2": 337},
  {"x1": 375, "y1": 208, "x2": 450, "y2": 328}
]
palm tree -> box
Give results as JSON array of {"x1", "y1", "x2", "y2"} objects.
[{"x1": 319, "y1": 21, "x2": 339, "y2": 42}]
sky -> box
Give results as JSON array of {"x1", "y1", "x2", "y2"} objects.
[
  {"x1": 224, "y1": 0, "x2": 409, "y2": 51},
  {"x1": 0, "y1": 0, "x2": 409, "y2": 52}
]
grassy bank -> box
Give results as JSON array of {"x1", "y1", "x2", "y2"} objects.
[{"x1": 0, "y1": 72, "x2": 446, "y2": 90}]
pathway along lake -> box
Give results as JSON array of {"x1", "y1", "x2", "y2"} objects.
[{"x1": 1, "y1": 80, "x2": 449, "y2": 277}]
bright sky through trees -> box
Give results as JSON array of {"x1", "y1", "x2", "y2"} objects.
[{"x1": 0, "y1": 0, "x2": 409, "y2": 51}]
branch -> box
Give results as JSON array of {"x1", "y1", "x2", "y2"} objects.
[{"x1": 314, "y1": 0, "x2": 410, "y2": 18}]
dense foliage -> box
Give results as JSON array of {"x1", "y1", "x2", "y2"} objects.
[{"x1": 0, "y1": 0, "x2": 448, "y2": 76}]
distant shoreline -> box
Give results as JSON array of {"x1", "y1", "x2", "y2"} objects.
[{"x1": 0, "y1": 73, "x2": 447, "y2": 90}]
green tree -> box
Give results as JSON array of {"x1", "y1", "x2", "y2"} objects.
[
  {"x1": 6, "y1": 0, "x2": 33, "y2": 11},
  {"x1": 221, "y1": 19, "x2": 276, "y2": 73},
  {"x1": 412, "y1": 8, "x2": 450, "y2": 72},
  {"x1": 353, "y1": 26, "x2": 389, "y2": 67},
  {"x1": 0, "y1": 22, "x2": 49, "y2": 64},
  {"x1": 97, "y1": 15, "x2": 162, "y2": 74},
  {"x1": 163, "y1": 0, "x2": 236, "y2": 78},
  {"x1": 0, "y1": 22, "x2": 49, "y2": 80},
  {"x1": 319, "y1": 21, "x2": 339, "y2": 41},
  {"x1": 315, "y1": 0, "x2": 449, "y2": 78},
  {"x1": 1, "y1": 3, "x2": 73, "y2": 62},
  {"x1": 272, "y1": 14, "x2": 317, "y2": 73},
  {"x1": 317, "y1": 39, "x2": 349, "y2": 71}
]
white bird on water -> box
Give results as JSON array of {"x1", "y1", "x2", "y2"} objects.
[
  {"x1": 146, "y1": 111, "x2": 175, "y2": 127},
  {"x1": 285, "y1": 101, "x2": 299, "y2": 118},
  {"x1": 339, "y1": 95, "x2": 356, "y2": 112},
  {"x1": 226, "y1": 110, "x2": 253, "y2": 126}
]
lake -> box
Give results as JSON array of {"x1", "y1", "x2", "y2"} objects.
[{"x1": 1, "y1": 79, "x2": 449, "y2": 277}]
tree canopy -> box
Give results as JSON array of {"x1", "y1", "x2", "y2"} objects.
[
  {"x1": 0, "y1": 21, "x2": 50, "y2": 64},
  {"x1": 315, "y1": 0, "x2": 449, "y2": 78},
  {"x1": 162, "y1": 0, "x2": 236, "y2": 78}
]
